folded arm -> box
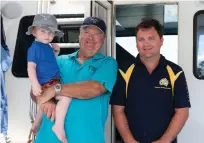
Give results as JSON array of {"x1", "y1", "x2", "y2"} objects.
[
  {"x1": 60, "y1": 80, "x2": 106, "y2": 99},
  {"x1": 44, "y1": 58, "x2": 118, "y2": 99}
]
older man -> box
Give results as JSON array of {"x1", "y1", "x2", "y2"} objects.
[{"x1": 32, "y1": 17, "x2": 118, "y2": 143}]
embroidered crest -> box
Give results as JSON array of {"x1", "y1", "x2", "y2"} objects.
[
  {"x1": 159, "y1": 78, "x2": 169, "y2": 87},
  {"x1": 89, "y1": 65, "x2": 96, "y2": 72}
]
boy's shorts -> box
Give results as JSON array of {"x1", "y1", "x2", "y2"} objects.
[{"x1": 36, "y1": 78, "x2": 60, "y2": 105}]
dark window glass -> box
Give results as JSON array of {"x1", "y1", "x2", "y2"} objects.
[{"x1": 193, "y1": 10, "x2": 204, "y2": 79}]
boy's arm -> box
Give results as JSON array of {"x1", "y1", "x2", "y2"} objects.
[
  {"x1": 27, "y1": 62, "x2": 42, "y2": 96},
  {"x1": 27, "y1": 62, "x2": 39, "y2": 86}
]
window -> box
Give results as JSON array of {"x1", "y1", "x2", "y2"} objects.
[
  {"x1": 12, "y1": 14, "x2": 83, "y2": 77},
  {"x1": 193, "y1": 10, "x2": 204, "y2": 79},
  {"x1": 116, "y1": 35, "x2": 178, "y2": 63}
]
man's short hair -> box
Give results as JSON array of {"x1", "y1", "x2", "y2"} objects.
[{"x1": 135, "y1": 18, "x2": 163, "y2": 38}]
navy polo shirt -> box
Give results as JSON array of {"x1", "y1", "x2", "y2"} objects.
[{"x1": 110, "y1": 54, "x2": 191, "y2": 143}]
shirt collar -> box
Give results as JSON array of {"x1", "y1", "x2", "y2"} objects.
[
  {"x1": 69, "y1": 50, "x2": 105, "y2": 60},
  {"x1": 135, "y1": 54, "x2": 167, "y2": 67},
  {"x1": 92, "y1": 52, "x2": 105, "y2": 60},
  {"x1": 69, "y1": 50, "x2": 79, "y2": 58}
]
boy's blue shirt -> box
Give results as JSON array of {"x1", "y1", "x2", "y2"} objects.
[{"x1": 27, "y1": 41, "x2": 60, "y2": 84}]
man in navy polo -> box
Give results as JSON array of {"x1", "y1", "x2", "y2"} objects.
[{"x1": 110, "y1": 18, "x2": 191, "y2": 143}]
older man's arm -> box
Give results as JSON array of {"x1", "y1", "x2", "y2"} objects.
[
  {"x1": 30, "y1": 80, "x2": 108, "y2": 120},
  {"x1": 152, "y1": 108, "x2": 189, "y2": 143},
  {"x1": 61, "y1": 81, "x2": 106, "y2": 98},
  {"x1": 44, "y1": 58, "x2": 118, "y2": 99},
  {"x1": 44, "y1": 80, "x2": 106, "y2": 99},
  {"x1": 32, "y1": 80, "x2": 106, "y2": 120}
]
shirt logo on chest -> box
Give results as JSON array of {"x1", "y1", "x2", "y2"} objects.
[
  {"x1": 155, "y1": 78, "x2": 171, "y2": 90},
  {"x1": 89, "y1": 65, "x2": 96, "y2": 72},
  {"x1": 159, "y1": 78, "x2": 169, "y2": 87}
]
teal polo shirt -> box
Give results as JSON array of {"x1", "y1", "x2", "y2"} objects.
[{"x1": 35, "y1": 51, "x2": 118, "y2": 143}]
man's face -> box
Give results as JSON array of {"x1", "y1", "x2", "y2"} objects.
[
  {"x1": 136, "y1": 27, "x2": 163, "y2": 59},
  {"x1": 79, "y1": 26, "x2": 105, "y2": 58},
  {"x1": 32, "y1": 27, "x2": 54, "y2": 44}
]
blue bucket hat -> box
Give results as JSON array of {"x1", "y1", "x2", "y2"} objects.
[
  {"x1": 26, "y1": 14, "x2": 64, "y2": 38},
  {"x1": 82, "y1": 17, "x2": 106, "y2": 33}
]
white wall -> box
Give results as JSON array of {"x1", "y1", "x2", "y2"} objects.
[
  {"x1": 48, "y1": 0, "x2": 86, "y2": 14},
  {"x1": 178, "y1": 1, "x2": 204, "y2": 143}
]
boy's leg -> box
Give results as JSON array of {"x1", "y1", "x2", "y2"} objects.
[
  {"x1": 32, "y1": 108, "x2": 43, "y2": 135},
  {"x1": 52, "y1": 96, "x2": 71, "y2": 143}
]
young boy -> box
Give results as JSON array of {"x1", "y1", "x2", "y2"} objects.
[{"x1": 26, "y1": 14, "x2": 71, "y2": 143}]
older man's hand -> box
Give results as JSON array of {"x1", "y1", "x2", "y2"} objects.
[{"x1": 40, "y1": 99, "x2": 56, "y2": 121}]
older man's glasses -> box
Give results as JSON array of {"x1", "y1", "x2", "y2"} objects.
[{"x1": 82, "y1": 31, "x2": 103, "y2": 39}]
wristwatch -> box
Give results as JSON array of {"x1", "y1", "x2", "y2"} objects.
[{"x1": 54, "y1": 84, "x2": 61, "y2": 95}]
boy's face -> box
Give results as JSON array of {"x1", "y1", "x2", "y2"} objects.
[{"x1": 32, "y1": 27, "x2": 55, "y2": 44}]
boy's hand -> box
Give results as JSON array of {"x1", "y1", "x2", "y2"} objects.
[
  {"x1": 51, "y1": 43, "x2": 60, "y2": 56},
  {"x1": 32, "y1": 83, "x2": 42, "y2": 96}
]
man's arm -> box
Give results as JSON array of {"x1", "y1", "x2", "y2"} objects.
[
  {"x1": 152, "y1": 108, "x2": 189, "y2": 143},
  {"x1": 112, "y1": 105, "x2": 139, "y2": 143},
  {"x1": 30, "y1": 80, "x2": 106, "y2": 119},
  {"x1": 44, "y1": 80, "x2": 107, "y2": 99},
  {"x1": 44, "y1": 58, "x2": 117, "y2": 99},
  {"x1": 60, "y1": 80, "x2": 106, "y2": 99},
  {"x1": 153, "y1": 71, "x2": 191, "y2": 143}
]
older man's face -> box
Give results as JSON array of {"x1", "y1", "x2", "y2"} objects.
[{"x1": 79, "y1": 26, "x2": 105, "y2": 58}]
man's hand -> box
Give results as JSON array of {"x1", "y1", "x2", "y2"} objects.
[
  {"x1": 40, "y1": 99, "x2": 56, "y2": 121},
  {"x1": 125, "y1": 140, "x2": 139, "y2": 143},
  {"x1": 152, "y1": 138, "x2": 171, "y2": 143}
]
